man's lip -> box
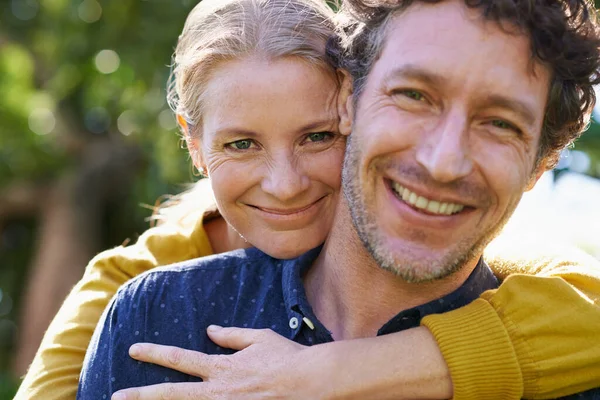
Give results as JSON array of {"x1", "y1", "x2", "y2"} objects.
[{"x1": 247, "y1": 196, "x2": 327, "y2": 215}]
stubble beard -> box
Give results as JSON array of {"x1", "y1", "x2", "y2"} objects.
[{"x1": 342, "y1": 134, "x2": 521, "y2": 283}]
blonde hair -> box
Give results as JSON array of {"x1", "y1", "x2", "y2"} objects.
[
  {"x1": 167, "y1": 0, "x2": 338, "y2": 130},
  {"x1": 157, "y1": 0, "x2": 338, "y2": 225}
]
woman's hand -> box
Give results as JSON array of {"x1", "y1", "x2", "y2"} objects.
[
  {"x1": 112, "y1": 325, "x2": 452, "y2": 400},
  {"x1": 111, "y1": 325, "x2": 333, "y2": 400}
]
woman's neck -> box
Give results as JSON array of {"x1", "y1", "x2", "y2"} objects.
[{"x1": 204, "y1": 216, "x2": 251, "y2": 254}]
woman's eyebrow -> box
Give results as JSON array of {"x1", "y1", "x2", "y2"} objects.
[
  {"x1": 214, "y1": 127, "x2": 260, "y2": 138},
  {"x1": 297, "y1": 118, "x2": 338, "y2": 132}
]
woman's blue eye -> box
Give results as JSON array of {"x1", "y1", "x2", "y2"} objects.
[
  {"x1": 307, "y1": 132, "x2": 330, "y2": 142},
  {"x1": 230, "y1": 139, "x2": 253, "y2": 150}
]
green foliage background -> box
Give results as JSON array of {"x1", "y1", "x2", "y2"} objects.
[
  {"x1": 1, "y1": 0, "x2": 600, "y2": 398},
  {"x1": 1, "y1": 0, "x2": 198, "y2": 395}
]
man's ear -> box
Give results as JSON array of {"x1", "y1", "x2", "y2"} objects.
[
  {"x1": 526, "y1": 157, "x2": 549, "y2": 191},
  {"x1": 337, "y1": 69, "x2": 354, "y2": 137},
  {"x1": 177, "y1": 114, "x2": 206, "y2": 173}
]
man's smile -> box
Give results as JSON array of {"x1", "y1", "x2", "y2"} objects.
[{"x1": 389, "y1": 180, "x2": 466, "y2": 215}]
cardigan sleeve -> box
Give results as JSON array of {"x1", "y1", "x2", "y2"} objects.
[
  {"x1": 421, "y1": 238, "x2": 600, "y2": 400},
  {"x1": 14, "y1": 207, "x2": 213, "y2": 400}
]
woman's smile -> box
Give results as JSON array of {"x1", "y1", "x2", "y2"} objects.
[{"x1": 244, "y1": 194, "x2": 329, "y2": 223}]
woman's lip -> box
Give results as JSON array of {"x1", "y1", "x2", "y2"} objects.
[{"x1": 248, "y1": 196, "x2": 327, "y2": 215}]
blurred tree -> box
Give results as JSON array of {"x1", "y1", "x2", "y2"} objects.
[{"x1": 0, "y1": 0, "x2": 197, "y2": 386}]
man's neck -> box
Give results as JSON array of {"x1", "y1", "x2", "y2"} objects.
[{"x1": 304, "y1": 196, "x2": 478, "y2": 340}]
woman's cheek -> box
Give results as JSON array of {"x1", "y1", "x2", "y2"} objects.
[{"x1": 310, "y1": 144, "x2": 346, "y2": 188}]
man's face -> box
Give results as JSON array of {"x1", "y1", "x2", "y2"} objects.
[{"x1": 341, "y1": 0, "x2": 550, "y2": 282}]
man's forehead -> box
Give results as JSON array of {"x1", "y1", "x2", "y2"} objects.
[{"x1": 376, "y1": 1, "x2": 550, "y2": 89}]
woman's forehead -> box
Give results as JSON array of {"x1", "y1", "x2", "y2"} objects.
[{"x1": 201, "y1": 57, "x2": 339, "y2": 134}]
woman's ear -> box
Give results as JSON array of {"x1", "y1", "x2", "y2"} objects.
[
  {"x1": 337, "y1": 69, "x2": 354, "y2": 137},
  {"x1": 177, "y1": 114, "x2": 207, "y2": 174}
]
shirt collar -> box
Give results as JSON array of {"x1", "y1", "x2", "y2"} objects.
[
  {"x1": 282, "y1": 249, "x2": 499, "y2": 336},
  {"x1": 378, "y1": 257, "x2": 499, "y2": 335},
  {"x1": 281, "y1": 245, "x2": 321, "y2": 316}
]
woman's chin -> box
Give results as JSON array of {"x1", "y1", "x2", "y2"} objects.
[{"x1": 254, "y1": 235, "x2": 325, "y2": 260}]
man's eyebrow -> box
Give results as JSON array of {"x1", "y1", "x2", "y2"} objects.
[
  {"x1": 383, "y1": 64, "x2": 446, "y2": 88},
  {"x1": 479, "y1": 94, "x2": 537, "y2": 128}
]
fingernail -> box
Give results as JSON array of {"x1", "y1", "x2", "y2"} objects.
[
  {"x1": 207, "y1": 325, "x2": 222, "y2": 332},
  {"x1": 112, "y1": 392, "x2": 126, "y2": 400},
  {"x1": 129, "y1": 344, "x2": 140, "y2": 357}
]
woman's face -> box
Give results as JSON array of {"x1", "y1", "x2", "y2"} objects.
[{"x1": 193, "y1": 57, "x2": 345, "y2": 259}]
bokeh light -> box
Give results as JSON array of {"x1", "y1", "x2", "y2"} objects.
[
  {"x1": 94, "y1": 50, "x2": 120, "y2": 74},
  {"x1": 11, "y1": 0, "x2": 39, "y2": 21},
  {"x1": 557, "y1": 149, "x2": 592, "y2": 174},
  {"x1": 117, "y1": 110, "x2": 138, "y2": 136},
  {"x1": 84, "y1": 107, "x2": 111, "y2": 134},
  {"x1": 28, "y1": 108, "x2": 56, "y2": 135},
  {"x1": 158, "y1": 109, "x2": 177, "y2": 130},
  {"x1": 570, "y1": 150, "x2": 592, "y2": 174},
  {"x1": 144, "y1": 88, "x2": 166, "y2": 112},
  {"x1": 78, "y1": 0, "x2": 102, "y2": 23}
]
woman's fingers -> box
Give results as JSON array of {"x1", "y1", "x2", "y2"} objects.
[
  {"x1": 206, "y1": 325, "x2": 275, "y2": 350},
  {"x1": 121, "y1": 329, "x2": 311, "y2": 400},
  {"x1": 128, "y1": 343, "x2": 217, "y2": 378}
]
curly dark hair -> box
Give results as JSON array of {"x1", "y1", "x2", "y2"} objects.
[{"x1": 328, "y1": 0, "x2": 600, "y2": 166}]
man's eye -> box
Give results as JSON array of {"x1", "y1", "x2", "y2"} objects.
[
  {"x1": 401, "y1": 90, "x2": 425, "y2": 101},
  {"x1": 306, "y1": 132, "x2": 331, "y2": 142},
  {"x1": 228, "y1": 139, "x2": 254, "y2": 150},
  {"x1": 491, "y1": 119, "x2": 521, "y2": 134}
]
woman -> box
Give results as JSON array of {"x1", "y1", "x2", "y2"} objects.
[{"x1": 17, "y1": 0, "x2": 600, "y2": 398}]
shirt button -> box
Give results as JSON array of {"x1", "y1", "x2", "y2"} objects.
[{"x1": 289, "y1": 317, "x2": 299, "y2": 329}]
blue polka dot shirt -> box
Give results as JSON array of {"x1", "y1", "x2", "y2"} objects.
[{"x1": 76, "y1": 246, "x2": 600, "y2": 399}]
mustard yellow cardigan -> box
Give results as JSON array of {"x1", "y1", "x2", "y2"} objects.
[{"x1": 14, "y1": 198, "x2": 600, "y2": 400}]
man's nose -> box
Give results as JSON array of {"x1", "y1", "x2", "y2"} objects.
[
  {"x1": 260, "y1": 154, "x2": 310, "y2": 202},
  {"x1": 415, "y1": 111, "x2": 473, "y2": 183}
]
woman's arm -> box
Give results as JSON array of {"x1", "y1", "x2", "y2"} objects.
[
  {"x1": 14, "y1": 216, "x2": 210, "y2": 400},
  {"x1": 119, "y1": 240, "x2": 600, "y2": 400},
  {"x1": 77, "y1": 280, "x2": 153, "y2": 400},
  {"x1": 115, "y1": 325, "x2": 451, "y2": 400}
]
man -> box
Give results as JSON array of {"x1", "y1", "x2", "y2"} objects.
[{"x1": 78, "y1": 1, "x2": 600, "y2": 399}]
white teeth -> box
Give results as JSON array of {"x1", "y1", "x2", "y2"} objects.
[
  {"x1": 391, "y1": 182, "x2": 465, "y2": 215},
  {"x1": 402, "y1": 188, "x2": 410, "y2": 202},
  {"x1": 409, "y1": 192, "x2": 417, "y2": 205},
  {"x1": 415, "y1": 196, "x2": 428, "y2": 209},
  {"x1": 426, "y1": 200, "x2": 440, "y2": 213}
]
